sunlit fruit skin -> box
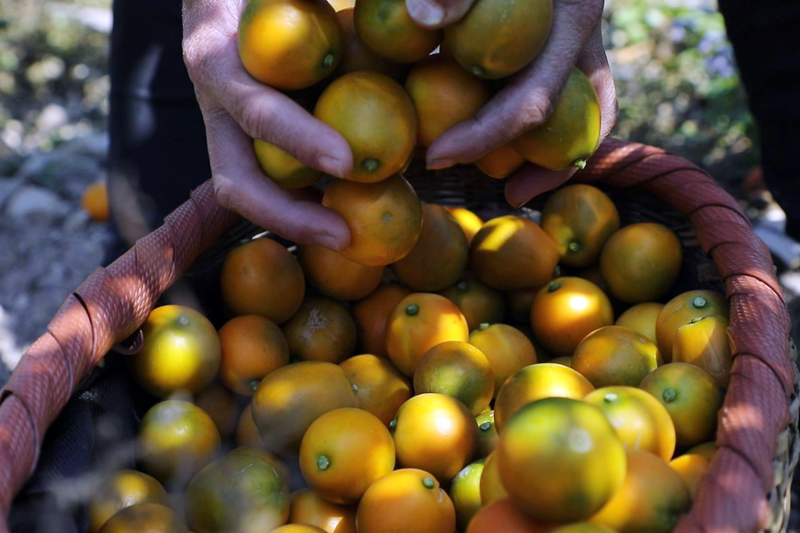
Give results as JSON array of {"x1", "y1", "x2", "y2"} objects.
[
  {"x1": 315, "y1": 71, "x2": 417, "y2": 182},
  {"x1": 444, "y1": 0, "x2": 552, "y2": 79},
  {"x1": 616, "y1": 302, "x2": 664, "y2": 344},
  {"x1": 551, "y1": 524, "x2": 617, "y2": 533},
  {"x1": 386, "y1": 293, "x2": 470, "y2": 376},
  {"x1": 405, "y1": 55, "x2": 491, "y2": 147},
  {"x1": 97, "y1": 503, "x2": 187, "y2": 533},
  {"x1": 441, "y1": 276, "x2": 506, "y2": 332},
  {"x1": 640, "y1": 363, "x2": 722, "y2": 450},
  {"x1": 571, "y1": 326, "x2": 663, "y2": 388},
  {"x1": 541, "y1": 185, "x2": 620, "y2": 267},
  {"x1": 600, "y1": 222, "x2": 683, "y2": 304},
  {"x1": 584, "y1": 386, "x2": 676, "y2": 462},
  {"x1": 393, "y1": 204, "x2": 469, "y2": 291},
  {"x1": 220, "y1": 238, "x2": 305, "y2": 323},
  {"x1": 273, "y1": 525, "x2": 328, "y2": 533},
  {"x1": 475, "y1": 408, "x2": 499, "y2": 457},
  {"x1": 413, "y1": 340, "x2": 495, "y2": 415},
  {"x1": 655, "y1": 290, "x2": 728, "y2": 362},
  {"x1": 299, "y1": 244, "x2": 384, "y2": 301},
  {"x1": 530, "y1": 277, "x2": 614, "y2": 356},
  {"x1": 351, "y1": 283, "x2": 411, "y2": 357},
  {"x1": 252, "y1": 361, "x2": 359, "y2": 455},
  {"x1": 218, "y1": 315, "x2": 289, "y2": 396},
  {"x1": 590, "y1": 450, "x2": 691, "y2": 532},
  {"x1": 238, "y1": 0, "x2": 342, "y2": 90},
  {"x1": 467, "y1": 498, "x2": 555, "y2": 533},
  {"x1": 356, "y1": 469, "x2": 456, "y2": 533},
  {"x1": 322, "y1": 174, "x2": 423, "y2": 266},
  {"x1": 299, "y1": 408, "x2": 395, "y2": 504},
  {"x1": 450, "y1": 459, "x2": 485, "y2": 531},
  {"x1": 82, "y1": 181, "x2": 109, "y2": 221},
  {"x1": 391, "y1": 393, "x2": 478, "y2": 481},
  {"x1": 339, "y1": 354, "x2": 411, "y2": 426},
  {"x1": 137, "y1": 400, "x2": 221, "y2": 485},
  {"x1": 471, "y1": 215, "x2": 560, "y2": 290},
  {"x1": 335, "y1": 8, "x2": 405, "y2": 79},
  {"x1": 498, "y1": 398, "x2": 627, "y2": 523},
  {"x1": 130, "y1": 305, "x2": 221, "y2": 398},
  {"x1": 479, "y1": 451, "x2": 509, "y2": 505},
  {"x1": 289, "y1": 489, "x2": 357, "y2": 533},
  {"x1": 88, "y1": 470, "x2": 168, "y2": 533},
  {"x1": 184, "y1": 447, "x2": 290, "y2": 533},
  {"x1": 672, "y1": 314, "x2": 733, "y2": 388},
  {"x1": 494, "y1": 363, "x2": 595, "y2": 433},
  {"x1": 236, "y1": 404, "x2": 264, "y2": 447},
  {"x1": 469, "y1": 323, "x2": 537, "y2": 395},
  {"x1": 253, "y1": 140, "x2": 323, "y2": 190},
  {"x1": 444, "y1": 206, "x2": 484, "y2": 244},
  {"x1": 669, "y1": 442, "x2": 716, "y2": 498},
  {"x1": 283, "y1": 297, "x2": 357, "y2": 363},
  {"x1": 354, "y1": 0, "x2": 442, "y2": 63}
]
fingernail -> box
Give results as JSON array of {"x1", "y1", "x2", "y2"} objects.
[
  {"x1": 427, "y1": 158, "x2": 455, "y2": 170},
  {"x1": 406, "y1": 0, "x2": 444, "y2": 27},
  {"x1": 318, "y1": 156, "x2": 345, "y2": 178},
  {"x1": 313, "y1": 232, "x2": 345, "y2": 252}
]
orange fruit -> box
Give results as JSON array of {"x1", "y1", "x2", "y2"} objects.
[
  {"x1": 599, "y1": 223, "x2": 683, "y2": 303},
  {"x1": 82, "y1": 181, "x2": 109, "y2": 221},
  {"x1": 185, "y1": 447, "x2": 290, "y2": 533},
  {"x1": 475, "y1": 408, "x2": 499, "y2": 457},
  {"x1": 541, "y1": 185, "x2": 620, "y2": 267},
  {"x1": 584, "y1": 386, "x2": 676, "y2": 462},
  {"x1": 444, "y1": 206, "x2": 484, "y2": 244},
  {"x1": 467, "y1": 498, "x2": 555, "y2": 533},
  {"x1": 273, "y1": 525, "x2": 327, "y2": 533},
  {"x1": 253, "y1": 140, "x2": 323, "y2": 190},
  {"x1": 335, "y1": 8, "x2": 403, "y2": 79},
  {"x1": 441, "y1": 276, "x2": 506, "y2": 331},
  {"x1": 315, "y1": 71, "x2": 416, "y2": 183},
  {"x1": 386, "y1": 293, "x2": 470, "y2": 376},
  {"x1": 300, "y1": 408, "x2": 395, "y2": 504},
  {"x1": 236, "y1": 404, "x2": 264, "y2": 448},
  {"x1": 322, "y1": 174, "x2": 423, "y2": 266},
  {"x1": 299, "y1": 244, "x2": 385, "y2": 301},
  {"x1": 413, "y1": 340, "x2": 495, "y2": 415},
  {"x1": 289, "y1": 489, "x2": 357, "y2": 533},
  {"x1": 339, "y1": 354, "x2": 411, "y2": 426},
  {"x1": 513, "y1": 69, "x2": 601, "y2": 170},
  {"x1": 328, "y1": 0, "x2": 353, "y2": 10},
  {"x1": 391, "y1": 393, "x2": 478, "y2": 481},
  {"x1": 88, "y1": 470, "x2": 168, "y2": 533},
  {"x1": 640, "y1": 363, "x2": 722, "y2": 450},
  {"x1": 672, "y1": 315, "x2": 733, "y2": 388},
  {"x1": 405, "y1": 54, "x2": 491, "y2": 147},
  {"x1": 479, "y1": 451, "x2": 509, "y2": 506},
  {"x1": 351, "y1": 283, "x2": 411, "y2": 357},
  {"x1": 252, "y1": 361, "x2": 359, "y2": 455},
  {"x1": 655, "y1": 290, "x2": 728, "y2": 362},
  {"x1": 220, "y1": 238, "x2": 305, "y2": 323},
  {"x1": 450, "y1": 459, "x2": 485, "y2": 531},
  {"x1": 551, "y1": 525, "x2": 616, "y2": 533},
  {"x1": 530, "y1": 277, "x2": 614, "y2": 356},
  {"x1": 469, "y1": 323, "x2": 537, "y2": 395},
  {"x1": 238, "y1": 0, "x2": 341, "y2": 90},
  {"x1": 137, "y1": 400, "x2": 220, "y2": 485},
  {"x1": 444, "y1": 0, "x2": 552, "y2": 79},
  {"x1": 357, "y1": 469, "x2": 455, "y2": 533},
  {"x1": 218, "y1": 315, "x2": 289, "y2": 396},
  {"x1": 393, "y1": 203, "x2": 469, "y2": 291},
  {"x1": 97, "y1": 503, "x2": 187, "y2": 533},
  {"x1": 471, "y1": 215, "x2": 560, "y2": 290},
  {"x1": 571, "y1": 326, "x2": 662, "y2": 388},
  {"x1": 283, "y1": 297, "x2": 357, "y2": 363},
  {"x1": 549, "y1": 356, "x2": 572, "y2": 367},
  {"x1": 615, "y1": 302, "x2": 663, "y2": 344},
  {"x1": 353, "y1": 0, "x2": 442, "y2": 63},
  {"x1": 590, "y1": 450, "x2": 691, "y2": 532},
  {"x1": 497, "y1": 398, "x2": 627, "y2": 523},
  {"x1": 195, "y1": 383, "x2": 240, "y2": 438},
  {"x1": 475, "y1": 144, "x2": 527, "y2": 179},
  {"x1": 494, "y1": 363, "x2": 595, "y2": 433},
  {"x1": 130, "y1": 305, "x2": 220, "y2": 398},
  {"x1": 669, "y1": 442, "x2": 716, "y2": 498},
  {"x1": 506, "y1": 287, "x2": 539, "y2": 323}
]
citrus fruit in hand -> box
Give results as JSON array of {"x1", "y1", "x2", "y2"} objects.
[
  {"x1": 475, "y1": 144, "x2": 526, "y2": 179},
  {"x1": 354, "y1": 0, "x2": 442, "y2": 63},
  {"x1": 571, "y1": 326, "x2": 662, "y2": 388},
  {"x1": 339, "y1": 354, "x2": 412, "y2": 426},
  {"x1": 253, "y1": 140, "x2": 322, "y2": 190},
  {"x1": 335, "y1": 7, "x2": 404, "y2": 79},
  {"x1": 283, "y1": 297, "x2": 357, "y2": 364},
  {"x1": 218, "y1": 315, "x2": 289, "y2": 396}
]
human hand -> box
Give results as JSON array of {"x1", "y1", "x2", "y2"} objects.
[
  {"x1": 405, "y1": 0, "x2": 618, "y2": 206},
  {"x1": 182, "y1": 0, "x2": 352, "y2": 250}
]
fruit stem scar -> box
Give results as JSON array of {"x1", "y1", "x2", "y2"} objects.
[
  {"x1": 662, "y1": 388, "x2": 677, "y2": 403},
  {"x1": 250, "y1": 379, "x2": 260, "y2": 392},
  {"x1": 361, "y1": 158, "x2": 380, "y2": 172},
  {"x1": 322, "y1": 53, "x2": 335, "y2": 68},
  {"x1": 469, "y1": 65, "x2": 485, "y2": 77},
  {"x1": 692, "y1": 296, "x2": 707, "y2": 309},
  {"x1": 422, "y1": 477, "x2": 435, "y2": 489},
  {"x1": 389, "y1": 419, "x2": 397, "y2": 431},
  {"x1": 603, "y1": 392, "x2": 617, "y2": 403},
  {"x1": 478, "y1": 323, "x2": 490, "y2": 331},
  {"x1": 568, "y1": 241, "x2": 581, "y2": 253},
  {"x1": 480, "y1": 421, "x2": 492, "y2": 431},
  {"x1": 405, "y1": 304, "x2": 420, "y2": 316},
  {"x1": 457, "y1": 281, "x2": 468, "y2": 291},
  {"x1": 572, "y1": 159, "x2": 587, "y2": 170},
  {"x1": 177, "y1": 315, "x2": 190, "y2": 326},
  {"x1": 317, "y1": 455, "x2": 330, "y2": 470},
  {"x1": 548, "y1": 281, "x2": 561, "y2": 293}
]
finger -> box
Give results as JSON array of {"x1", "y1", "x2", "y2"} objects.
[
  {"x1": 576, "y1": 24, "x2": 618, "y2": 139},
  {"x1": 504, "y1": 165, "x2": 576, "y2": 208},
  {"x1": 205, "y1": 109, "x2": 351, "y2": 251},
  {"x1": 405, "y1": 0, "x2": 475, "y2": 28},
  {"x1": 426, "y1": 0, "x2": 604, "y2": 169}
]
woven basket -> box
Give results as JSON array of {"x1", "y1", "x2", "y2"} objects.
[{"x1": 0, "y1": 138, "x2": 797, "y2": 532}]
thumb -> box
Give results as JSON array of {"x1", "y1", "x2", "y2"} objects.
[{"x1": 405, "y1": 0, "x2": 476, "y2": 29}]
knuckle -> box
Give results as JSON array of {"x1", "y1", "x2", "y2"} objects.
[
  {"x1": 212, "y1": 175, "x2": 235, "y2": 209},
  {"x1": 518, "y1": 92, "x2": 555, "y2": 130}
]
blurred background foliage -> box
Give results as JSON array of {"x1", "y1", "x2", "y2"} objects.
[{"x1": 0, "y1": 0, "x2": 756, "y2": 190}]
